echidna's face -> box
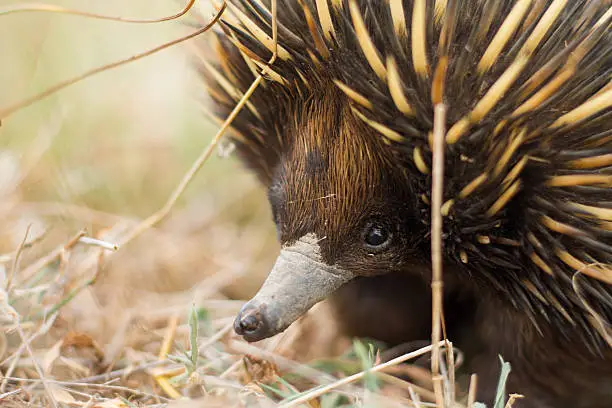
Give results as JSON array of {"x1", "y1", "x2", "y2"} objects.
[{"x1": 234, "y1": 97, "x2": 422, "y2": 342}]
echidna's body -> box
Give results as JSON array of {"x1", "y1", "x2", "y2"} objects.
[{"x1": 200, "y1": 1, "x2": 612, "y2": 407}]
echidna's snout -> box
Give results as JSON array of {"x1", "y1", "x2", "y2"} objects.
[{"x1": 234, "y1": 234, "x2": 355, "y2": 342}]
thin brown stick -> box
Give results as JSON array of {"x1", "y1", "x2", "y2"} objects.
[
  {"x1": 408, "y1": 385, "x2": 425, "y2": 408},
  {"x1": 446, "y1": 341, "x2": 456, "y2": 405},
  {"x1": 381, "y1": 364, "x2": 433, "y2": 389},
  {"x1": 159, "y1": 314, "x2": 180, "y2": 360},
  {"x1": 20, "y1": 201, "x2": 130, "y2": 225},
  {"x1": 376, "y1": 372, "x2": 436, "y2": 403},
  {"x1": 0, "y1": 376, "x2": 170, "y2": 402},
  {"x1": 0, "y1": 0, "x2": 195, "y2": 23},
  {"x1": 77, "y1": 236, "x2": 118, "y2": 251},
  {"x1": 229, "y1": 340, "x2": 339, "y2": 385},
  {"x1": 505, "y1": 394, "x2": 524, "y2": 408},
  {"x1": 431, "y1": 103, "x2": 447, "y2": 408},
  {"x1": 72, "y1": 360, "x2": 170, "y2": 384},
  {"x1": 432, "y1": 379, "x2": 445, "y2": 408},
  {"x1": 467, "y1": 374, "x2": 477, "y2": 408},
  {"x1": 0, "y1": 2, "x2": 226, "y2": 120},
  {"x1": 0, "y1": 388, "x2": 22, "y2": 400},
  {"x1": 278, "y1": 341, "x2": 445, "y2": 408},
  {"x1": 115, "y1": 0, "x2": 279, "y2": 248},
  {"x1": 154, "y1": 314, "x2": 181, "y2": 399},
  {"x1": 18, "y1": 230, "x2": 85, "y2": 283},
  {"x1": 33, "y1": 250, "x2": 105, "y2": 320},
  {"x1": 7, "y1": 225, "x2": 31, "y2": 292},
  {"x1": 0, "y1": 314, "x2": 57, "y2": 369},
  {"x1": 1, "y1": 234, "x2": 47, "y2": 264},
  {"x1": 197, "y1": 322, "x2": 234, "y2": 355},
  {"x1": 14, "y1": 322, "x2": 58, "y2": 408},
  {"x1": 219, "y1": 359, "x2": 243, "y2": 379},
  {"x1": 0, "y1": 348, "x2": 21, "y2": 393}
]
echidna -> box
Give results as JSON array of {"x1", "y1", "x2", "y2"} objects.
[{"x1": 199, "y1": 1, "x2": 612, "y2": 406}]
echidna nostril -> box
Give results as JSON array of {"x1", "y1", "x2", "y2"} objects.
[
  {"x1": 239, "y1": 314, "x2": 262, "y2": 334},
  {"x1": 234, "y1": 305, "x2": 268, "y2": 339}
]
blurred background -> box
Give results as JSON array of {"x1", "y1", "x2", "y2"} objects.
[
  {"x1": 0, "y1": 0, "x2": 288, "y2": 363},
  {"x1": 0, "y1": 0, "x2": 277, "y2": 296}
]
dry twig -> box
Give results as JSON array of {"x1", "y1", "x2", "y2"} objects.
[
  {"x1": 430, "y1": 102, "x2": 447, "y2": 408},
  {"x1": 279, "y1": 341, "x2": 446, "y2": 408},
  {"x1": 0, "y1": 1, "x2": 225, "y2": 120},
  {"x1": 0, "y1": 0, "x2": 196, "y2": 23}
]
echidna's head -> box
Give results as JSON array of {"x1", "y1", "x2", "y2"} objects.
[
  {"x1": 200, "y1": 0, "x2": 611, "y2": 346},
  {"x1": 234, "y1": 87, "x2": 425, "y2": 341}
]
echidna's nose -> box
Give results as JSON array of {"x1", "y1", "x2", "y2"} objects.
[
  {"x1": 233, "y1": 234, "x2": 356, "y2": 343},
  {"x1": 234, "y1": 303, "x2": 270, "y2": 342}
]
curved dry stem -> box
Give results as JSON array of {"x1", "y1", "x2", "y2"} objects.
[
  {"x1": 0, "y1": 376, "x2": 171, "y2": 402},
  {"x1": 278, "y1": 341, "x2": 446, "y2": 408},
  {"x1": 116, "y1": 0, "x2": 280, "y2": 248},
  {"x1": 14, "y1": 321, "x2": 58, "y2": 408},
  {"x1": 0, "y1": 0, "x2": 195, "y2": 23},
  {"x1": 6, "y1": 224, "x2": 31, "y2": 292},
  {"x1": 0, "y1": 1, "x2": 225, "y2": 121}
]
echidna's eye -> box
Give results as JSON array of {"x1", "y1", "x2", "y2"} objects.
[{"x1": 363, "y1": 222, "x2": 392, "y2": 251}]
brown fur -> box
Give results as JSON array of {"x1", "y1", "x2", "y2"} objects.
[{"x1": 268, "y1": 85, "x2": 425, "y2": 272}]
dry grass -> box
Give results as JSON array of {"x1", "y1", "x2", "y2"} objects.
[{"x1": 0, "y1": 1, "x2": 516, "y2": 407}]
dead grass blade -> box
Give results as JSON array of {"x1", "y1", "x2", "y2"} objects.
[
  {"x1": 278, "y1": 341, "x2": 445, "y2": 407},
  {"x1": 6, "y1": 224, "x2": 31, "y2": 292},
  {"x1": 115, "y1": 0, "x2": 278, "y2": 248},
  {"x1": 0, "y1": 1, "x2": 226, "y2": 121},
  {"x1": 14, "y1": 321, "x2": 58, "y2": 408},
  {"x1": 0, "y1": 0, "x2": 196, "y2": 23},
  {"x1": 431, "y1": 101, "x2": 448, "y2": 408}
]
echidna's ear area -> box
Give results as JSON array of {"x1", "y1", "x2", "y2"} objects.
[{"x1": 197, "y1": 0, "x2": 611, "y2": 349}]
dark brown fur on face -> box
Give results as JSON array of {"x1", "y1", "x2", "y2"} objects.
[
  {"x1": 199, "y1": 1, "x2": 612, "y2": 407},
  {"x1": 268, "y1": 86, "x2": 425, "y2": 273}
]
